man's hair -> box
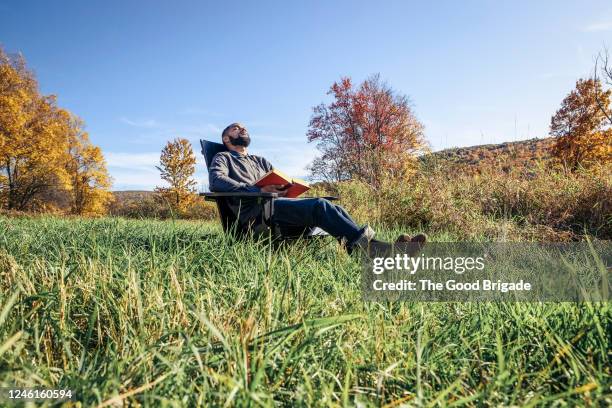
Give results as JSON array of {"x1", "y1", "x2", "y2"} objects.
[{"x1": 221, "y1": 123, "x2": 241, "y2": 141}]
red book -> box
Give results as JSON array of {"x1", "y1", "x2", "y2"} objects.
[{"x1": 255, "y1": 169, "x2": 310, "y2": 198}]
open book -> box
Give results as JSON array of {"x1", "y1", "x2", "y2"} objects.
[{"x1": 255, "y1": 169, "x2": 310, "y2": 198}]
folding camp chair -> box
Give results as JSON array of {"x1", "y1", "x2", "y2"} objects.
[{"x1": 199, "y1": 139, "x2": 337, "y2": 240}]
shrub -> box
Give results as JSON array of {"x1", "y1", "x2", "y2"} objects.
[
  {"x1": 314, "y1": 162, "x2": 611, "y2": 240},
  {"x1": 109, "y1": 191, "x2": 218, "y2": 221}
]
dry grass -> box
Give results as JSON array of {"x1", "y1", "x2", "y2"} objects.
[{"x1": 310, "y1": 162, "x2": 611, "y2": 241}]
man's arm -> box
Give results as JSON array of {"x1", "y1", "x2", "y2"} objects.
[{"x1": 208, "y1": 155, "x2": 260, "y2": 192}]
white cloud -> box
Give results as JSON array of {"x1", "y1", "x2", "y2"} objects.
[
  {"x1": 106, "y1": 152, "x2": 159, "y2": 190},
  {"x1": 110, "y1": 170, "x2": 162, "y2": 190},
  {"x1": 120, "y1": 117, "x2": 160, "y2": 128},
  {"x1": 180, "y1": 123, "x2": 222, "y2": 136},
  {"x1": 106, "y1": 152, "x2": 160, "y2": 169},
  {"x1": 583, "y1": 21, "x2": 612, "y2": 32},
  {"x1": 257, "y1": 143, "x2": 319, "y2": 179},
  {"x1": 107, "y1": 151, "x2": 209, "y2": 191},
  {"x1": 119, "y1": 122, "x2": 223, "y2": 145}
]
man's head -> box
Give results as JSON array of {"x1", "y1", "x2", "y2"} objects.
[{"x1": 222, "y1": 123, "x2": 251, "y2": 150}]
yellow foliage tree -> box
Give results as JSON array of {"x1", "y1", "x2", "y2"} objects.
[
  {"x1": 155, "y1": 138, "x2": 197, "y2": 215},
  {"x1": 65, "y1": 115, "x2": 114, "y2": 216},
  {"x1": 550, "y1": 78, "x2": 612, "y2": 170},
  {"x1": 0, "y1": 49, "x2": 72, "y2": 210},
  {"x1": 1, "y1": 47, "x2": 113, "y2": 214}
]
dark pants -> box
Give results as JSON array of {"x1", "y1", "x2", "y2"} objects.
[{"x1": 273, "y1": 198, "x2": 366, "y2": 245}]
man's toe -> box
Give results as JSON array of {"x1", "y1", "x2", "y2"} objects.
[
  {"x1": 395, "y1": 234, "x2": 412, "y2": 243},
  {"x1": 410, "y1": 233, "x2": 428, "y2": 243},
  {"x1": 396, "y1": 233, "x2": 427, "y2": 244}
]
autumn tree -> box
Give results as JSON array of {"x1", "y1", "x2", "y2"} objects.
[
  {"x1": 1, "y1": 47, "x2": 113, "y2": 214},
  {"x1": 0, "y1": 48, "x2": 72, "y2": 210},
  {"x1": 155, "y1": 138, "x2": 197, "y2": 214},
  {"x1": 65, "y1": 115, "x2": 113, "y2": 215},
  {"x1": 307, "y1": 74, "x2": 427, "y2": 187},
  {"x1": 550, "y1": 78, "x2": 612, "y2": 170}
]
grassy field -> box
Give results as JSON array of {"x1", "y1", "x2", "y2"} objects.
[{"x1": 0, "y1": 216, "x2": 610, "y2": 406}]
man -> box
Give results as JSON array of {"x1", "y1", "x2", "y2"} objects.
[{"x1": 208, "y1": 122, "x2": 426, "y2": 255}]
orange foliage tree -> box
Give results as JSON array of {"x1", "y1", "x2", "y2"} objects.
[
  {"x1": 550, "y1": 78, "x2": 612, "y2": 170},
  {"x1": 307, "y1": 74, "x2": 427, "y2": 187},
  {"x1": 0, "y1": 47, "x2": 112, "y2": 213},
  {"x1": 155, "y1": 138, "x2": 197, "y2": 214}
]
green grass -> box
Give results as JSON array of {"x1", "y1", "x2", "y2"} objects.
[{"x1": 0, "y1": 216, "x2": 610, "y2": 406}]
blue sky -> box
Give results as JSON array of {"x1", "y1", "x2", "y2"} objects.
[{"x1": 1, "y1": 1, "x2": 611, "y2": 190}]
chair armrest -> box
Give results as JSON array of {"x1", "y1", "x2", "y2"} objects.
[
  {"x1": 200, "y1": 192, "x2": 338, "y2": 201},
  {"x1": 200, "y1": 192, "x2": 278, "y2": 201}
]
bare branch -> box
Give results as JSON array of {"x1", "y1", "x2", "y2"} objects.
[{"x1": 593, "y1": 49, "x2": 612, "y2": 125}]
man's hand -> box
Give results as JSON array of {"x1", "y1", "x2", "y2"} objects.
[{"x1": 260, "y1": 184, "x2": 288, "y2": 196}]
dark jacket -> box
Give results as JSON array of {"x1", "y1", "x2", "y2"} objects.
[{"x1": 208, "y1": 150, "x2": 273, "y2": 223}]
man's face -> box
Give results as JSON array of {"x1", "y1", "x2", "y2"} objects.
[
  {"x1": 224, "y1": 123, "x2": 251, "y2": 147},
  {"x1": 227, "y1": 123, "x2": 247, "y2": 138}
]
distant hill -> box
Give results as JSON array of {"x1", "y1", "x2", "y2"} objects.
[
  {"x1": 420, "y1": 137, "x2": 556, "y2": 173},
  {"x1": 112, "y1": 190, "x2": 155, "y2": 199}
]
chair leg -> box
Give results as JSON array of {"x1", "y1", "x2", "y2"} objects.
[{"x1": 267, "y1": 197, "x2": 281, "y2": 238}]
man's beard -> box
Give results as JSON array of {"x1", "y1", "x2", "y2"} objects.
[{"x1": 230, "y1": 133, "x2": 251, "y2": 147}]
